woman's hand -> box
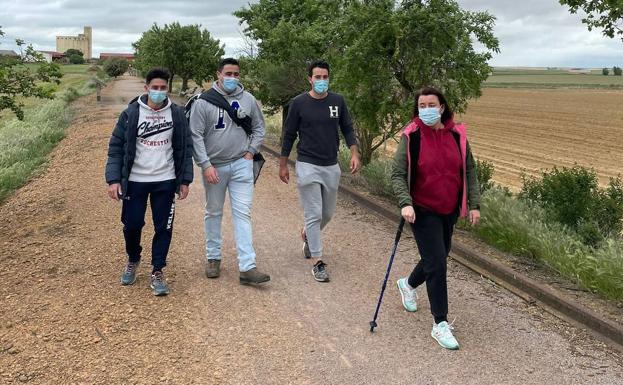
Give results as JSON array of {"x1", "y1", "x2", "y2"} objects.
[
  {"x1": 469, "y1": 209, "x2": 481, "y2": 226},
  {"x1": 401, "y1": 206, "x2": 416, "y2": 223}
]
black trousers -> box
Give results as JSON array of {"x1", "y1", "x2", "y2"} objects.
[
  {"x1": 407, "y1": 207, "x2": 458, "y2": 324},
  {"x1": 121, "y1": 180, "x2": 176, "y2": 271}
]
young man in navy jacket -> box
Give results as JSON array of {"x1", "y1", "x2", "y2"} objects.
[{"x1": 105, "y1": 67, "x2": 193, "y2": 296}]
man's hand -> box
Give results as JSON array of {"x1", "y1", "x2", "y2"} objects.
[
  {"x1": 107, "y1": 183, "x2": 122, "y2": 201},
  {"x1": 401, "y1": 205, "x2": 416, "y2": 223},
  {"x1": 350, "y1": 154, "x2": 361, "y2": 174},
  {"x1": 178, "y1": 184, "x2": 189, "y2": 200},
  {"x1": 243, "y1": 151, "x2": 253, "y2": 160},
  {"x1": 203, "y1": 166, "x2": 220, "y2": 184},
  {"x1": 349, "y1": 146, "x2": 361, "y2": 174},
  {"x1": 469, "y1": 209, "x2": 481, "y2": 226},
  {"x1": 279, "y1": 157, "x2": 289, "y2": 183}
]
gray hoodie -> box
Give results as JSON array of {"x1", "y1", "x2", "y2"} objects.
[{"x1": 189, "y1": 82, "x2": 265, "y2": 169}]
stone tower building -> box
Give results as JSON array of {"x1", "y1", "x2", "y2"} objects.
[{"x1": 56, "y1": 26, "x2": 92, "y2": 59}]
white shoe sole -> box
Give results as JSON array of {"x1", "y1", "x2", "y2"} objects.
[{"x1": 431, "y1": 332, "x2": 459, "y2": 350}]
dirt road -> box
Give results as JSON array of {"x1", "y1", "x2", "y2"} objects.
[{"x1": 0, "y1": 76, "x2": 621, "y2": 385}]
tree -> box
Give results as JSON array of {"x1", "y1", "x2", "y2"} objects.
[
  {"x1": 133, "y1": 23, "x2": 224, "y2": 91},
  {"x1": 603, "y1": 67, "x2": 610, "y2": 75},
  {"x1": 103, "y1": 57, "x2": 129, "y2": 78},
  {"x1": 0, "y1": 26, "x2": 62, "y2": 120},
  {"x1": 235, "y1": 0, "x2": 341, "y2": 113},
  {"x1": 64, "y1": 49, "x2": 83, "y2": 57},
  {"x1": 560, "y1": 1, "x2": 623, "y2": 41},
  {"x1": 614, "y1": 66, "x2": 623, "y2": 75},
  {"x1": 235, "y1": 0, "x2": 499, "y2": 165}
]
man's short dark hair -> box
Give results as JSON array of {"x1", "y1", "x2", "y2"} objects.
[
  {"x1": 145, "y1": 67, "x2": 170, "y2": 84},
  {"x1": 218, "y1": 58, "x2": 240, "y2": 72},
  {"x1": 308, "y1": 60, "x2": 330, "y2": 77}
]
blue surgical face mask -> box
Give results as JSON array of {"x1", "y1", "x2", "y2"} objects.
[
  {"x1": 148, "y1": 90, "x2": 167, "y2": 104},
  {"x1": 222, "y1": 77, "x2": 239, "y2": 93},
  {"x1": 419, "y1": 107, "x2": 442, "y2": 126},
  {"x1": 313, "y1": 79, "x2": 329, "y2": 94}
]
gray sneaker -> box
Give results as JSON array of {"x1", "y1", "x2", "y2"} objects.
[
  {"x1": 150, "y1": 271, "x2": 170, "y2": 296},
  {"x1": 121, "y1": 262, "x2": 139, "y2": 285},
  {"x1": 205, "y1": 259, "x2": 221, "y2": 278},
  {"x1": 239, "y1": 268, "x2": 270, "y2": 285},
  {"x1": 312, "y1": 261, "x2": 329, "y2": 282}
]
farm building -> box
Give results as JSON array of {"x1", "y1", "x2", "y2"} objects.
[{"x1": 99, "y1": 53, "x2": 135, "y2": 61}]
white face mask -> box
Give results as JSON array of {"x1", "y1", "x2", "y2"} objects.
[{"x1": 419, "y1": 107, "x2": 442, "y2": 126}]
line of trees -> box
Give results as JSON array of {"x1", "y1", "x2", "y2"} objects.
[{"x1": 602, "y1": 66, "x2": 622, "y2": 75}]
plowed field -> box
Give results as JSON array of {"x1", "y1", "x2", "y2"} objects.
[{"x1": 458, "y1": 88, "x2": 623, "y2": 190}]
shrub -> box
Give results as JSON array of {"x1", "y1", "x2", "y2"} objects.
[
  {"x1": 103, "y1": 57, "x2": 130, "y2": 78},
  {"x1": 68, "y1": 54, "x2": 85, "y2": 64},
  {"x1": 360, "y1": 158, "x2": 394, "y2": 198},
  {"x1": 614, "y1": 66, "x2": 622, "y2": 76},
  {"x1": 602, "y1": 67, "x2": 610, "y2": 76},
  {"x1": 476, "y1": 158, "x2": 495, "y2": 194},
  {"x1": 519, "y1": 165, "x2": 623, "y2": 246}
]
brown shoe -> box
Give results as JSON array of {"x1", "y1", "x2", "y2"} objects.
[
  {"x1": 205, "y1": 259, "x2": 221, "y2": 278},
  {"x1": 239, "y1": 268, "x2": 270, "y2": 285}
]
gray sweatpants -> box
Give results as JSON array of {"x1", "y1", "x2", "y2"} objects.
[{"x1": 295, "y1": 161, "x2": 341, "y2": 258}]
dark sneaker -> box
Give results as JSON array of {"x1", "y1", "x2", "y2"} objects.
[
  {"x1": 239, "y1": 268, "x2": 270, "y2": 285},
  {"x1": 205, "y1": 259, "x2": 221, "y2": 278},
  {"x1": 312, "y1": 261, "x2": 329, "y2": 282},
  {"x1": 150, "y1": 271, "x2": 170, "y2": 296},
  {"x1": 121, "y1": 262, "x2": 139, "y2": 285}
]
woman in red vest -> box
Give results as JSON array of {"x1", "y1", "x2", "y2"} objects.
[{"x1": 391, "y1": 87, "x2": 481, "y2": 350}]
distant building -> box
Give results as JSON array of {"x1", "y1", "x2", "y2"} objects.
[
  {"x1": 568, "y1": 68, "x2": 592, "y2": 74},
  {"x1": 0, "y1": 49, "x2": 19, "y2": 58},
  {"x1": 38, "y1": 50, "x2": 65, "y2": 63},
  {"x1": 56, "y1": 26, "x2": 92, "y2": 59},
  {"x1": 99, "y1": 53, "x2": 135, "y2": 61}
]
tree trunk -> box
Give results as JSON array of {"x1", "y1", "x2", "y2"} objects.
[
  {"x1": 168, "y1": 74, "x2": 174, "y2": 91},
  {"x1": 181, "y1": 77, "x2": 189, "y2": 92}
]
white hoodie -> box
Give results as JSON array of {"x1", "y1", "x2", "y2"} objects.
[{"x1": 129, "y1": 95, "x2": 176, "y2": 182}]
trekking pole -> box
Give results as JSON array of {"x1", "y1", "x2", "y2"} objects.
[{"x1": 369, "y1": 217, "x2": 406, "y2": 332}]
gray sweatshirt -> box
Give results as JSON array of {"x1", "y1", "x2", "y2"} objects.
[{"x1": 189, "y1": 82, "x2": 265, "y2": 169}]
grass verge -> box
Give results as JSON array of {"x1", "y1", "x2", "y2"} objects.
[{"x1": 0, "y1": 69, "x2": 108, "y2": 202}]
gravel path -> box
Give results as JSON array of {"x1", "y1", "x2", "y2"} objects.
[{"x1": 0, "y1": 76, "x2": 621, "y2": 385}]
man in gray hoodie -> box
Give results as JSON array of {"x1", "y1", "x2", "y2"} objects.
[{"x1": 190, "y1": 57, "x2": 269, "y2": 285}]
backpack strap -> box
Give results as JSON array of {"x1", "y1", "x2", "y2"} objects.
[{"x1": 199, "y1": 89, "x2": 253, "y2": 136}]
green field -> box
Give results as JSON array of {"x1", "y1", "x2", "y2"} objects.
[
  {"x1": 485, "y1": 68, "x2": 623, "y2": 89},
  {"x1": 0, "y1": 63, "x2": 107, "y2": 201}
]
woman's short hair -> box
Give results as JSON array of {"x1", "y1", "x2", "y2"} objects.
[{"x1": 413, "y1": 87, "x2": 454, "y2": 123}]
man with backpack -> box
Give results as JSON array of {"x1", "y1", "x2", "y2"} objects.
[
  {"x1": 105, "y1": 67, "x2": 193, "y2": 296},
  {"x1": 189, "y1": 57, "x2": 270, "y2": 285}
]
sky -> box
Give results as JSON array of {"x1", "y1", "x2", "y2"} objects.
[{"x1": 0, "y1": 0, "x2": 621, "y2": 68}]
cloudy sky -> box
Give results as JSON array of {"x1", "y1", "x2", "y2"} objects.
[{"x1": 0, "y1": 0, "x2": 621, "y2": 68}]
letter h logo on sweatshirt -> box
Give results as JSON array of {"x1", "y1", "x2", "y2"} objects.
[{"x1": 329, "y1": 106, "x2": 339, "y2": 118}]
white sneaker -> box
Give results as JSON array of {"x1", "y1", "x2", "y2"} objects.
[
  {"x1": 431, "y1": 321, "x2": 459, "y2": 350},
  {"x1": 397, "y1": 278, "x2": 417, "y2": 312}
]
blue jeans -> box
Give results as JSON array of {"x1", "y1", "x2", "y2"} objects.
[{"x1": 203, "y1": 157, "x2": 256, "y2": 272}]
